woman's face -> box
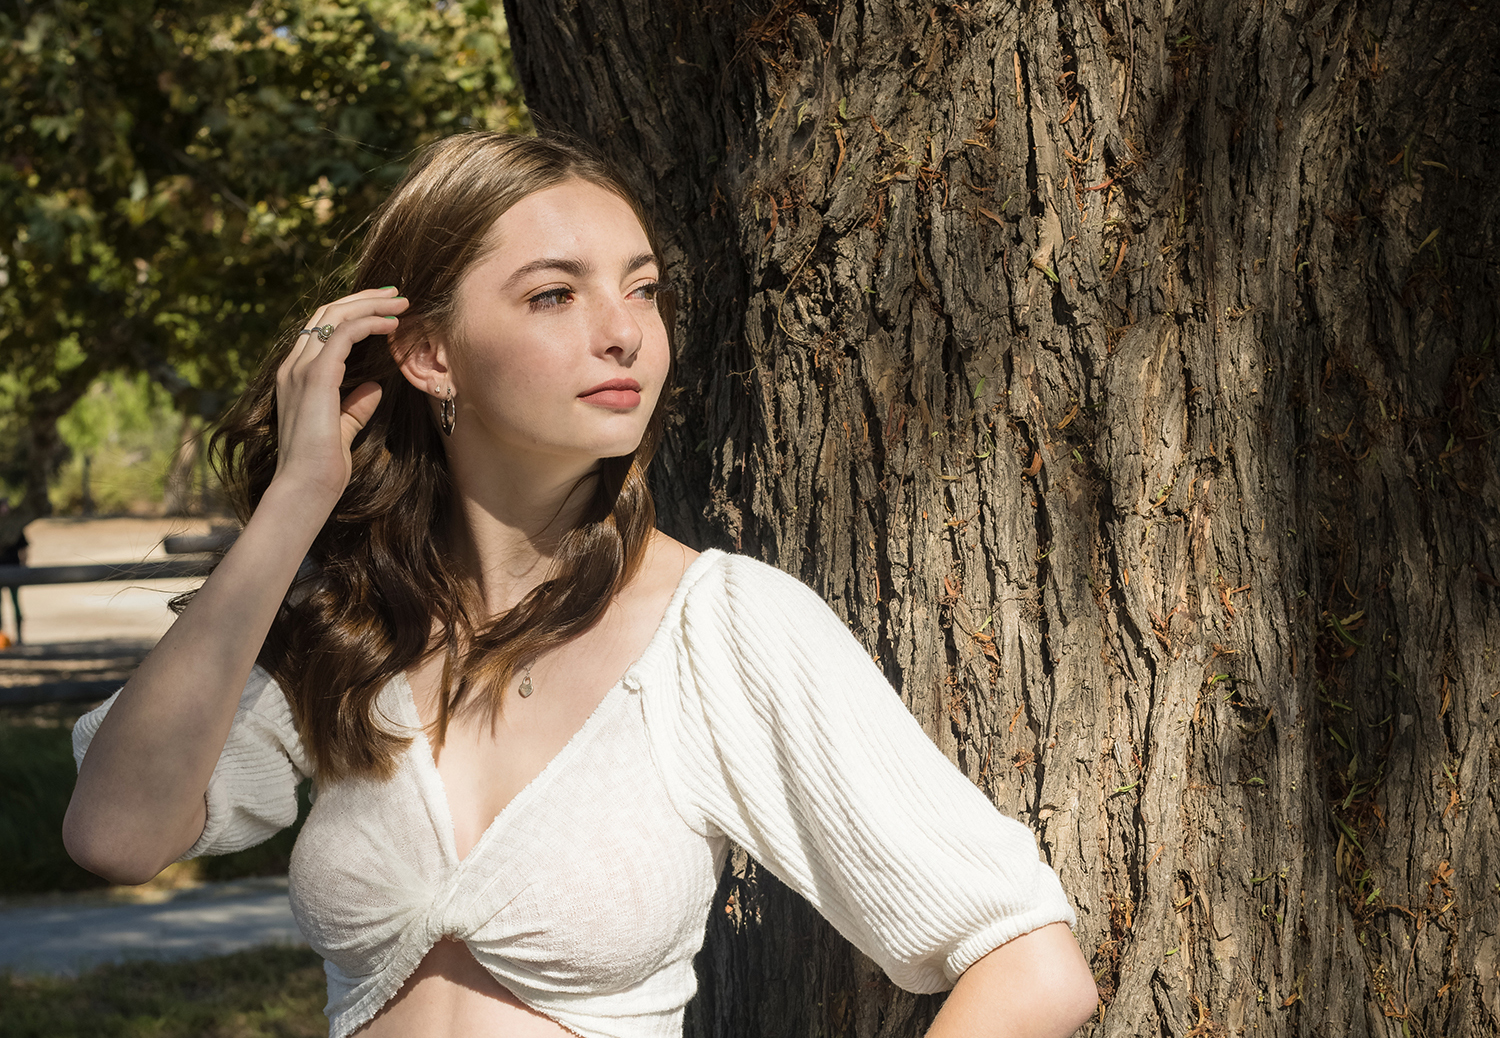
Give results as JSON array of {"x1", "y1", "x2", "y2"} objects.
[{"x1": 437, "y1": 179, "x2": 669, "y2": 470}]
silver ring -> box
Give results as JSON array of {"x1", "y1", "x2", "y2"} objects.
[{"x1": 298, "y1": 324, "x2": 335, "y2": 341}]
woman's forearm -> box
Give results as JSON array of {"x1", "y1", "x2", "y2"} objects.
[
  {"x1": 926, "y1": 922, "x2": 1098, "y2": 1038},
  {"x1": 62, "y1": 478, "x2": 336, "y2": 884}
]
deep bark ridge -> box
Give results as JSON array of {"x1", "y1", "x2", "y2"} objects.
[{"x1": 503, "y1": 0, "x2": 1500, "y2": 1034}]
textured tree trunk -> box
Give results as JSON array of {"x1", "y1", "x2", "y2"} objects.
[
  {"x1": 14, "y1": 405, "x2": 68, "y2": 531},
  {"x1": 164, "y1": 415, "x2": 201, "y2": 518},
  {"x1": 79, "y1": 453, "x2": 94, "y2": 516},
  {"x1": 503, "y1": 1, "x2": 1500, "y2": 1035}
]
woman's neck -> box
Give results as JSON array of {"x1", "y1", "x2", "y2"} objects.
[{"x1": 446, "y1": 453, "x2": 601, "y2": 615}]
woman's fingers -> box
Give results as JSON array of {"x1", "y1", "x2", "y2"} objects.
[
  {"x1": 277, "y1": 319, "x2": 396, "y2": 422},
  {"x1": 300, "y1": 313, "x2": 405, "y2": 375},
  {"x1": 280, "y1": 287, "x2": 405, "y2": 375},
  {"x1": 271, "y1": 288, "x2": 407, "y2": 496},
  {"x1": 278, "y1": 302, "x2": 406, "y2": 396},
  {"x1": 339, "y1": 382, "x2": 385, "y2": 449}
]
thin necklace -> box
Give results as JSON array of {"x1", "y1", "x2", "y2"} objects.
[{"x1": 519, "y1": 664, "x2": 535, "y2": 698}]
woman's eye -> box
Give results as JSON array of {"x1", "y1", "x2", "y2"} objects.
[
  {"x1": 631, "y1": 281, "x2": 660, "y2": 303},
  {"x1": 528, "y1": 288, "x2": 573, "y2": 311}
]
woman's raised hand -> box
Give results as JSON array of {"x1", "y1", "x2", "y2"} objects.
[{"x1": 273, "y1": 286, "x2": 409, "y2": 500}]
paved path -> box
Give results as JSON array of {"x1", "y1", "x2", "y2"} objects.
[{"x1": 0, "y1": 878, "x2": 306, "y2": 976}]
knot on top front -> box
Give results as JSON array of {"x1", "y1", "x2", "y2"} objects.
[{"x1": 422, "y1": 885, "x2": 471, "y2": 945}]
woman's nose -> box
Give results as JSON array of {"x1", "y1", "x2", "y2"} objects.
[{"x1": 595, "y1": 296, "x2": 642, "y2": 359}]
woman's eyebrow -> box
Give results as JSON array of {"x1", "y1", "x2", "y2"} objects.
[
  {"x1": 622, "y1": 252, "x2": 658, "y2": 277},
  {"x1": 502, "y1": 257, "x2": 590, "y2": 291},
  {"x1": 501, "y1": 252, "x2": 658, "y2": 292}
]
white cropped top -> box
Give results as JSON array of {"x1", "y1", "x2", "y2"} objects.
[{"x1": 73, "y1": 550, "x2": 1075, "y2": 1038}]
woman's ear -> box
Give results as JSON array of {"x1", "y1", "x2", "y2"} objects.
[{"x1": 393, "y1": 326, "x2": 453, "y2": 398}]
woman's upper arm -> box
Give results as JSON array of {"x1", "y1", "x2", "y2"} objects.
[{"x1": 673, "y1": 555, "x2": 1078, "y2": 993}]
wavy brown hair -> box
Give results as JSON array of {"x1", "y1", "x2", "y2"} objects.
[{"x1": 209, "y1": 133, "x2": 674, "y2": 781}]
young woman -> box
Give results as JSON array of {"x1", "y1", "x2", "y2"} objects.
[{"x1": 64, "y1": 133, "x2": 1098, "y2": 1038}]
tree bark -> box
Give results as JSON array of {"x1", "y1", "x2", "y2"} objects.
[
  {"x1": 164, "y1": 415, "x2": 201, "y2": 518},
  {"x1": 503, "y1": 1, "x2": 1500, "y2": 1035}
]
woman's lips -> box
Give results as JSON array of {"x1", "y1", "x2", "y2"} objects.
[{"x1": 579, "y1": 379, "x2": 642, "y2": 409}]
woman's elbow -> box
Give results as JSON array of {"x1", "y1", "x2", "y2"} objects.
[
  {"x1": 945, "y1": 921, "x2": 1099, "y2": 1038},
  {"x1": 1052, "y1": 956, "x2": 1100, "y2": 1034},
  {"x1": 61, "y1": 800, "x2": 177, "y2": 887},
  {"x1": 1026, "y1": 924, "x2": 1098, "y2": 1035}
]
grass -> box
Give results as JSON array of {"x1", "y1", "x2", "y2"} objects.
[
  {"x1": 0, "y1": 710, "x2": 109, "y2": 894},
  {"x1": 0, "y1": 945, "x2": 327, "y2": 1037},
  {"x1": 0, "y1": 704, "x2": 308, "y2": 896}
]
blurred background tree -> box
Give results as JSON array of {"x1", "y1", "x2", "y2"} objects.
[
  {"x1": 0, "y1": 0, "x2": 529, "y2": 532},
  {"x1": 51, "y1": 371, "x2": 178, "y2": 515}
]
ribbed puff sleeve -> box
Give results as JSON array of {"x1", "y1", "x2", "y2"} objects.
[
  {"x1": 668, "y1": 555, "x2": 1076, "y2": 993},
  {"x1": 71, "y1": 666, "x2": 311, "y2": 859}
]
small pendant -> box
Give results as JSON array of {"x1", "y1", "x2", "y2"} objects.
[{"x1": 518, "y1": 671, "x2": 535, "y2": 698}]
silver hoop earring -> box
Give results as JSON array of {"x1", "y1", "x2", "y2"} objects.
[{"x1": 439, "y1": 388, "x2": 456, "y2": 437}]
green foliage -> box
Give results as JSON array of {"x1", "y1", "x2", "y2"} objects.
[
  {"x1": 51, "y1": 371, "x2": 183, "y2": 513},
  {"x1": 0, "y1": 945, "x2": 326, "y2": 1036},
  {"x1": 0, "y1": 0, "x2": 529, "y2": 507}
]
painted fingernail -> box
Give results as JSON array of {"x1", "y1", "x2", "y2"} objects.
[
  {"x1": 385, "y1": 316, "x2": 398, "y2": 321},
  {"x1": 381, "y1": 285, "x2": 397, "y2": 290}
]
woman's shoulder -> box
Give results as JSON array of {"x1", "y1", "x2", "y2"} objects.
[
  {"x1": 641, "y1": 537, "x2": 832, "y2": 623},
  {"x1": 624, "y1": 540, "x2": 843, "y2": 689},
  {"x1": 635, "y1": 531, "x2": 701, "y2": 597},
  {"x1": 652, "y1": 547, "x2": 860, "y2": 674}
]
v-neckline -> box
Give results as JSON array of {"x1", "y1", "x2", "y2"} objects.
[
  {"x1": 395, "y1": 548, "x2": 723, "y2": 866},
  {"x1": 400, "y1": 671, "x2": 627, "y2": 865}
]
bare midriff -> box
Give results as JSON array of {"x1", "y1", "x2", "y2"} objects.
[{"x1": 356, "y1": 939, "x2": 575, "y2": 1037}]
